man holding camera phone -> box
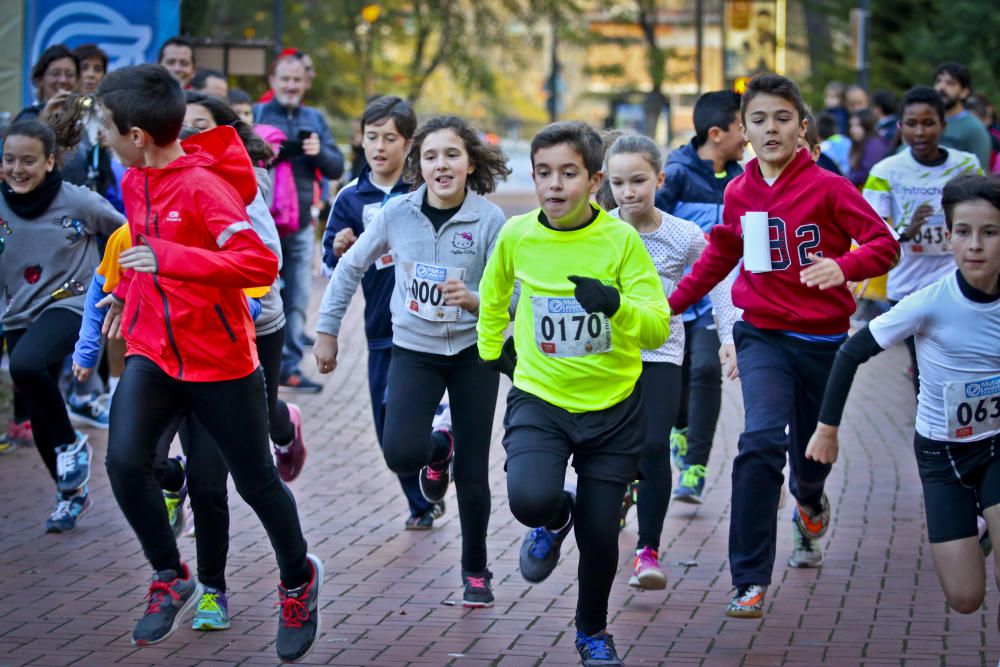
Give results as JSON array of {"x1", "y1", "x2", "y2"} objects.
[{"x1": 254, "y1": 53, "x2": 344, "y2": 393}]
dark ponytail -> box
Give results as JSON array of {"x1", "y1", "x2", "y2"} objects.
[
  {"x1": 36, "y1": 94, "x2": 96, "y2": 167},
  {"x1": 184, "y1": 91, "x2": 274, "y2": 165}
]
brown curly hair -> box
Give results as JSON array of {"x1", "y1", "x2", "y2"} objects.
[{"x1": 402, "y1": 116, "x2": 510, "y2": 195}]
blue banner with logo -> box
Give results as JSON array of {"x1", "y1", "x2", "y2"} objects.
[{"x1": 23, "y1": 0, "x2": 181, "y2": 106}]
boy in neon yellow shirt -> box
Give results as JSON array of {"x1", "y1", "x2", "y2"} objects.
[{"x1": 477, "y1": 121, "x2": 670, "y2": 666}]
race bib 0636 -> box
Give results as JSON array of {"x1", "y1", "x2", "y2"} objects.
[
  {"x1": 944, "y1": 374, "x2": 1000, "y2": 440},
  {"x1": 403, "y1": 261, "x2": 465, "y2": 322},
  {"x1": 531, "y1": 296, "x2": 612, "y2": 358}
]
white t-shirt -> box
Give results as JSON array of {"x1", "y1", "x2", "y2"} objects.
[
  {"x1": 863, "y1": 147, "x2": 981, "y2": 301},
  {"x1": 610, "y1": 208, "x2": 741, "y2": 364},
  {"x1": 869, "y1": 272, "x2": 1000, "y2": 442}
]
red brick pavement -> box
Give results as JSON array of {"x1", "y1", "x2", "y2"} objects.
[{"x1": 0, "y1": 276, "x2": 996, "y2": 666}]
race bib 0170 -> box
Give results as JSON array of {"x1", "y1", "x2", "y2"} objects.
[
  {"x1": 944, "y1": 374, "x2": 1000, "y2": 440},
  {"x1": 531, "y1": 295, "x2": 612, "y2": 358},
  {"x1": 909, "y1": 214, "x2": 950, "y2": 256},
  {"x1": 403, "y1": 261, "x2": 466, "y2": 322}
]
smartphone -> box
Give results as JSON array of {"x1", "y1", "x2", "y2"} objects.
[{"x1": 298, "y1": 129, "x2": 312, "y2": 141}]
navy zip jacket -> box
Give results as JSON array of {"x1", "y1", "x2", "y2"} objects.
[
  {"x1": 322, "y1": 168, "x2": 410, "y2": 350},
  {"x1": 655, "y1": 139, "x2": 743, "y2": 322}
]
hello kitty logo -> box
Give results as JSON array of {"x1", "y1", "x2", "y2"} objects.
[{"x1": 451, "y1": 231, "x2": 474, "y2": 254}]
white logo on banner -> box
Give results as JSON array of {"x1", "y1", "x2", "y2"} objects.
[{"x1": 32, "y1": 2, "x2": 153, "y2": 70}]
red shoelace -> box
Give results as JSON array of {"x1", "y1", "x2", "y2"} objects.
[
  {"x1": 144, "y1": 580, "x2": 181, "y2": 614},
  {"x1": 278, "y1": 591, "x2": 311, "y2": 628},
  {"x1": 465, "y1": 576, "x2": 486, "y2": 589}
]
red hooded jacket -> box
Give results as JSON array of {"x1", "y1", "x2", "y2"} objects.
[
  {"x1": 669, "y1": 148, "x2": 900, "y2": 335},
  {"x1": 113, "y1": 126, "x2": 279, "y2": 381}
]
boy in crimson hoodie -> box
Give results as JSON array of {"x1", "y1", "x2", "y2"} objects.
[
  {"x1": 96, "y1": 65, "x2": 322, "y2": 662},
  {"x1": 668, "y1": 74, "x2": 899, "y2": 619}
]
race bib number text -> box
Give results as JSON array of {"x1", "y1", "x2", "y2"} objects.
[
  {"x1": 531, "y1": 296, "x2": 612, "y2": 358},
  {"x1": 909, "y1": 214, "x2": 949, "y2": 256},
  {"x1": 404, "y1": 262, "x2": 465, "y2": 322},
  {"x1": 944, "y1": 374, "x2": 1000, "y2": 440}
]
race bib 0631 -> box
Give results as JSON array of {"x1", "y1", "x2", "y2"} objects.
[
  {"x1": 944, "y1": 374, "x2": 1000, "y2": 440},
  {"x1": 403, "y1": 261, "x2": 466, "y2": 322},
  {"x1": 531, "y1": 295, "x2": 612, "y2": 358}
]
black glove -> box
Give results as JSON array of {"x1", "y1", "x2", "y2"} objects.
[
  {"x1": 482, "y1": 335, "x2": 517, "y2": 379},
  {"x1": 568, "y1": 275, "x2": 620, "y2": 317}
]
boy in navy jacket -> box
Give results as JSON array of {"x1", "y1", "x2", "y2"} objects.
[{"x1": 655, "y1": 91, "x2": 744, "y2": 503}]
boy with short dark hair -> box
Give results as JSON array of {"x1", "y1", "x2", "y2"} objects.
[
  {"x1": 668, "y1": 73, "x2": 899, "y2": 619},
  {"x1": 862, "y1": 85, "x2": 982, "y2": 393},
  {"x1": 654, "y1": 90, "x2": 743, "y2": 504},
  {"x1": 320, "y1": 96, "x2": 445, "y2": 529},
  {"x1": 478, "y1": 120, "x2": 670, "y2": 666},
  {"x1": 96, "y1": 64, "x2": 321, "y2": 662}
]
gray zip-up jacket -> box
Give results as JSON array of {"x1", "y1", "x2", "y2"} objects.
[
  {"x1": 0, "y1": 181, "x2": 125, "y2": 330},
  {"x1": 317, "y1": 184, "x2": 506, "y2": 355},
  {"x1": 249, "y1": 168, "x2": 285, "y2": 336}
]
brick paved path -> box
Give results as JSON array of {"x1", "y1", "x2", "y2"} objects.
[{"x1": 0, "y1": 273, "x2": 996, "y2": 666}]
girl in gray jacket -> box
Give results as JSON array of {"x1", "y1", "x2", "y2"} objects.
[
  {"x1": 0, "y1": 119, "x2": 125, "y2": 532},
  {"x1": 314, "y1": 116, "x2": 510, "y2": 608}
]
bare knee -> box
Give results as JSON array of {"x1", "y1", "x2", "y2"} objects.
[{"x1": 945, "y1": 590, "x2": 984, "y2": 614}]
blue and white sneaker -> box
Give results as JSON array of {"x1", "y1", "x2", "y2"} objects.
[
  {"x1": 55, "y1": 432, "x2": 92, "y2": 494},
  {"x1": 67, "y1": 392, "x2": 110, "y2": 429},
  {"x1": 673, "y1": 464, "x2": 707, "y2": 504},
  {"x1": 192, "y1": 587, "x2": 230, "y2": 630},
  {"x1": 575, "y1": 630, "x2": 624, "y2": 666},
  {"x1": 45, "y1": 486, "x2": 92, "y2": 533},
  {"x1": 519, "y1": 489, "x2": 575, "y2": 583}
]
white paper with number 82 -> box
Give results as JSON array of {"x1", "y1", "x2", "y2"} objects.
[
  {"x1": 403, "y1": 261, "x2": 466, "y2": 322},
  {"x1": 531, "y1": 296, "x2": 612, "y2": 358},
  {"x1": 943, "y1": 374, "x2": 1000, "y2": 441}
]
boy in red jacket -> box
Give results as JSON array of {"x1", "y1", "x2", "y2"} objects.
[
  {"x1": 96, "y1": 65, "x2": 322, "y2": 662},
  {"x1": 669, "y1": 74, "x2": 899, "y2": 618}
]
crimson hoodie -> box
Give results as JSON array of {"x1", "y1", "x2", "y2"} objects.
[
  {"x1": 669, "y1": 148, "x2": 899, "y2": 335},
  {"x1": 113, "y1": 125, "x2": 279, "y2": 381}
]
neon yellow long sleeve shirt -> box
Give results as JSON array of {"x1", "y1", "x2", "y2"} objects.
[{"x1": 477, "y1": 205, "x2": 670, "y2": 412}]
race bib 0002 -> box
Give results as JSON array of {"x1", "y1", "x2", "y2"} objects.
[
  {"x1": 944, "y1": 374, "x2": 1000, "y2": 440},
  {"x1": 909, "y1": 214, "x2": 949, "y2": 256},
  {"x1": 403, "y1": 261, "x2": 466, "y2": 322},
  {"x1": 531, "y1": 296, "x2": 612, "y2": 358}
]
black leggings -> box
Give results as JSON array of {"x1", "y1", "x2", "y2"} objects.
[
  {"x1": 675, "y1": 317, "x2": 722, "y2": 468},
  {"x1": 4, "y1": 309, "x2": 81, "y2": 480},
  {"x1": 508, "y1": 470, "x2": 627, "y2": 636},
  {"x1": 382, "y1": 344, "x2": 499, "y2": 572},
  {"x1": 636, "y1": 362, "x2": 682, "y2": 551},
  {"x1": 106, "y1": 355, "x2": 310, "y2": 588},
  {"x1": 150, "y1": 327, "x2": 297, "y2": 589}
]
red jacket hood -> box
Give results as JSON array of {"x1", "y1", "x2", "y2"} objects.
[{"x1": 160, "y1": 125, "x2": 258, "y2": 206}]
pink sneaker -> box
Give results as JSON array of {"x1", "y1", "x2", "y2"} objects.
[
  {"x1": 6, "y1": 420, "x2": 33, "y2": 448},
  {"x1": 274, "y1": 404, "x2": 307, "y2": 482},
  {"x1": 628, "y1": 546, "x2": 666, "y2": 590}
]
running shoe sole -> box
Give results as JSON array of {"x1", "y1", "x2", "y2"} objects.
[{"x1": 629, "y1": 568, "x2": 667, "y2": 590}]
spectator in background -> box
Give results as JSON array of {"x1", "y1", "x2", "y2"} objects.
[
  {"x1": 348, "y1": 118, "x2": 368, "y2": 180},
  {"x1": 817, "y1": 112, "x2": 850, "y2": 175},
  {"x1": 228, "y1": 88, "x2": 255, "y2": 126},
  {"x1": 73, "y1": 44, "x2": 106, "y2": 96},
  {"x1": 823, "y1": 81, "x2": 849, "y2": 135},
  {"x1": 190, "y1": 68, "x2": 228, "y2": 99},
  {"x1": 254, "y1": 53, "x2": 344, "y2": 393},
  {"x1": 157, "y1": 36, "x2": 196, "y2": 88},
  {"x1": 13, "y1": 44, "x2": 79, "y2": 123},
  {"x1": 847, "y1": 109, "x2": 890, "y2": 188},
  {"x1": 872, "y1": 90, "x2": 898, "y2": 144},
  {"x1": 965, "y1": 94, "x2": 1000, "y2": 174},
  {"x1": 933, "y1": 61, "x2": 991, "y2": 170},
  {"x1": 845, "y1": 84, "x2": 870, "y2": 113}
]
